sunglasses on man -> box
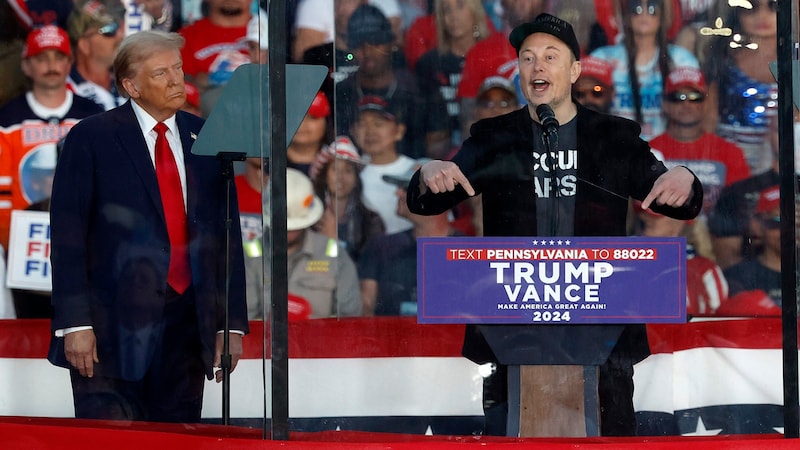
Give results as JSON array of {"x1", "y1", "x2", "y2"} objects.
[
  {"x1": 573, "y1": 85, "x2": 608, "y2": 100},
  {"x1": 477, "y1": 100, "x2": 513, "y2": 109},
  {"x1": 629, "y1": 0, "x2": 661, "y2": 16},
  {"x1": 665, "y1": 91, "x2": 705, "y2": 103},
  {"x1": 95, "y1": 21, "x2": 119, "y2": 37},
  {"x1": 760, "y1": 215, "x2": 780, "y2": 230}
]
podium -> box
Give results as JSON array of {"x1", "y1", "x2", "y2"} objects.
[
  {"x1": 415, "y1": 236, "x2": 687, "y2": 437},
  {"x1": 475, "y1": 324, "x2": 624, "y2": 437}
]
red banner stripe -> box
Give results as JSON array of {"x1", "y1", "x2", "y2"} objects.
[
  {"x1": 0, "y1": 318, "x2": 789, "y2": 360},
  {"x1": 0, "y1": 318, "x2": 466, "y2": 359}
]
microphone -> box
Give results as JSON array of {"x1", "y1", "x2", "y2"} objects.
[{"x1": 536, "y1": 104, "x2": 559, "y2": 136}]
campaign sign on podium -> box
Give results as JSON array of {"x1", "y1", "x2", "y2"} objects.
[{"x1": 417, "y1": 236, "x2": 686, "y2": 324}]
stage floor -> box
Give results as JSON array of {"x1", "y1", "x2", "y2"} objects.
[{"x1": 1, "y1": 416, "x2": 795, "y2": 449}]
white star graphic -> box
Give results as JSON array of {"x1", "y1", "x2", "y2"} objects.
[
  {"x1": 549, "y1": 240, "x2": 555, "y2": 245},
  {"x1": 532, "y1": 240, "x2": 539, "y2": 245},
  {"x1": 682, "y1": 417, "x2": 722, "y2": 436}
]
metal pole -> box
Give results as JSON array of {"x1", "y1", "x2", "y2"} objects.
[
  {"x1": 776, "y1": 0, "x2": 799, "y2": 439},
  {"x1": 267, "y1": 0, "x2": 290, "y2": 441}
]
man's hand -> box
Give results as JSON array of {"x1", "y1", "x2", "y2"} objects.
[
  {"x1": 64, "y1": 329, "x2": 99, "y2": 378},
  {"x1": 214, "y1": 332, "x2": 243, "y2": 383},
  {"x1": 419, "y1": 160, "x2": 475, "y2": 196},
  {"x1": 641, "y1": 166, "x2": 695, "y2": 211}
]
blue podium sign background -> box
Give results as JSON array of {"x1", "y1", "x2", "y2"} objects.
[{"x1": 417, "y1": 236, "x2": 686, "y2": 324}]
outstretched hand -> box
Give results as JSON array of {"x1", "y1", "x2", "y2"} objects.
[
  {"x1": 418, "y1": 160, "x2": 475, "y2": 196},
  {"x1": 640, "y1": 166, "x2": 695, "y2": 211}
]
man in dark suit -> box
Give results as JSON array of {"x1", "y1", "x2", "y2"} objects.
[
  {"x1": 48, "y1": 30, "x2": 248, "y2": 422},
  {"x1": 407, "y1": 14, "x2": 703, "y2": 436}
]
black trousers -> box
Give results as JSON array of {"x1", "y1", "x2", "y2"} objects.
[{"x1": 70, "y1": 288, "x2": 206, "y2": 423}]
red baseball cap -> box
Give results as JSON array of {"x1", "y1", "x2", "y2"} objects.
[
  {"x1": 756, "y1": 185, "x2": 780, "y2": 214},
  {"x1": 23, "y1": 25, "x2": 71, "y2": 58},
  {"x1": 578, "y1": 56, "x2": 613, "y2": 87},
  {"x1": 287, "y1": 293, "x2": 312, "y2": 321},
  {"x1": 716, "y1": 290, "x2": 780, "y2": 317},
  {"x1": 665, "y1": 67, "x2": 706, "y2": 95},
  {"x1": 307, "y1": 91, "x2": 331, "y2": 118}
]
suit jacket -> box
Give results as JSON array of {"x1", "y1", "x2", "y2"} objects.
[
  {"x1": 48, "y1": 101, "x2": 249, "y2": 381},
  {"x1": 407, "y1": 104, "x2": 703, "y2": 365}
]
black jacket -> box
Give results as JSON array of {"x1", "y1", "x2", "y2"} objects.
[
  {"x1": 408, "y1": 103, "x2": 703, "y2": 235},
  {"x1": 407, "y1": 103, "x2": 703, "y2": 367}
]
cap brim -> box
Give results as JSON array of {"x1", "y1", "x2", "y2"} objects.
[
  {"x1": 509, "y1": 20, "x2": 580, "y2": 60},
  {"x1": 382, "y1": 174, "x2": 410, "y2": 188},
  {"x1": 666, "y1": 84, "x2": 707, "y2": 95},
  {"x1": 349, "y1": 33, "x2": 393, "y2": 49},
  {"x1": 478, "y1": 83, "x2": 516, "y2": 99},
  {"x1": 358, "y1": 106, "x2": 396, "y2": 121}
]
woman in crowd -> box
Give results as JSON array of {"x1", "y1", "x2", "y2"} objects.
[
  {"x1": 703, "y1": 0, "x2": 778, "y2": 175},
  {"x1": 414, "y1": 0, "x2": 491, "y2": 147},
  {"x1": 288, "y1": 91, "x2": 334, "y2": 176},
  {"x1": 590, "y1": 0, "x2": 698, "y2": 140},
  {"x1": 311, "y1": 136, "x2": 386, "y2": 263}
]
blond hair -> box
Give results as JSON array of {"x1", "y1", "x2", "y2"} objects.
[
  {"x1": 113, "y1": 30, "x2": 185, "y2": 98},
  {"x1": 435, "y1": 0, "x2": 489, "y2": 54}
]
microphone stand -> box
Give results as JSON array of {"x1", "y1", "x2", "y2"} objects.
[
  {"x1": 535, "y1": 104, "x2": 560, "y2": 236},
  {"x1": 541, "y1": 129, "x2": 559, "y2": 236},
  {"x1": 216, "y1": 151, "x2": 247, "y2": 425}
]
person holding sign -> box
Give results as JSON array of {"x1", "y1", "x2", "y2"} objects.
[
  {"x1": 407, "y1": 13, "x2": 703, "y2": 436},
  {"x1": 48, "y1": 31, "x2": 248, "y2": 422}
]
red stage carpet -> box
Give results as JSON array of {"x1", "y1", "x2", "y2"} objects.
[{"x1": 0, "y1": 416, "x2": 794, "y2": 449}]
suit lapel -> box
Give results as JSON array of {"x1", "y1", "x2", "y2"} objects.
[{"x1": 113, "y1": 102, "x2": 165, "y2": 217}]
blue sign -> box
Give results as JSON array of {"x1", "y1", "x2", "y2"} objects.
[{"x1": 417, "y1": 236, "x2": 686, "y2": 324}]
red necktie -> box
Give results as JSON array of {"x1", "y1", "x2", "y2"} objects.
[{"x1": 154, "y1": 122, "x2": 191, "y2": 293}]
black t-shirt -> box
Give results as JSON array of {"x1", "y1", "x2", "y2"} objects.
[
  {"x1": 415, "y1": 49, "x2": 465, "y2": 146},
  {"x1": 708, "y1": 169, "x2": 780, "y2": 238},
  {"x1": 724, "y1": 259, "x2": 782, "y2": 306},
  {"x1": 707, "y1": 170, "x2": 780, "y2": 260},
  {"x1": 358, "y1": 229, "x2": 419, "y2": 316},
  {"x1": 532, "y1": 116, "x2": 578, "y2": 236},
  {"x1": 358, "y1": 228, "x2": 462, "y2": 316}
]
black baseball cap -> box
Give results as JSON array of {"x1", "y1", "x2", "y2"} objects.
[
  {"x1": 347, "y1": 4, "x2": 394, "y2": 49},
  {"x1": 357, "y1": 95, "x2": 401, "y2": 122},
  {"x1": 509, "y1": 13, "x2": 581, "y2": 61}
]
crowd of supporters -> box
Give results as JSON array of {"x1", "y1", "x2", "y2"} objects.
[{"x1": 0, "y1": 0, "x2": 792, "y2": 320}]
